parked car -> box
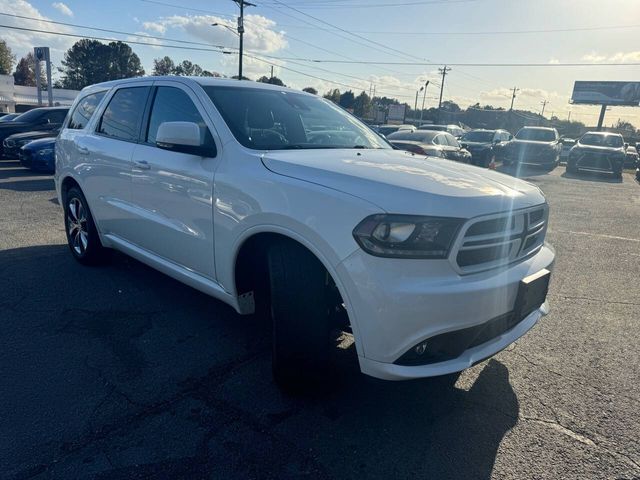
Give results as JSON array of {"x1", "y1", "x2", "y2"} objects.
[
  {"x1": 559, "y1": 137, "x2": 576, "y2": 161},
  {"x1": 624, "y1": 144, "x2": 639, "y2": 168},
  {"x1": 417, "y1": 124, "x2": 466, "y2": 138},
  {"x1": 2, "y1": 130, "x2": 59, "y2": 158},
  {"x1": 19, "y1": 137, "x2": 55, "y2": 173},
  {"x1": 375, "y1": 124, "x2": 415, "y2": 136},
  {"x1": 56, "y1": 77, "x2": 554, "y2": 388},
  {"x1": 503, "y1": 127, "x2": 561, "y2": 169},
  {"x1": 567, "y1": 132, "x2": 626, "y2": 179},
  {"x1": 0, "y1": 107, "x2": 68, "y2": 157},
  {"x1": 0, "y1": 113, "x2": 20, "y2": 122},
  {"x1": 387, "y1": 130, "x2": 472, "y2": 163},
  {"x1": 459, "y1": 129, "x2": 512, "y2": 167}
]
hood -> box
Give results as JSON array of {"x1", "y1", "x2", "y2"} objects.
[
  {"x1": 511, "y1": 139, "x2": 554, "y2": 147},
  {"x1": 462, "y1": 141, "x2": 491, "y2": 148},
  {"x1": 23, "y1": 137, "x2": 55, "y2": 150},
  {"x1": 261, "y1": 149, "x2": 545, "y2": 218},
  {"x1": 574, "y1": 143, "x2": 624, "y2": 155},
  {"x1": 7, "y1": 130, "x2": 57, "y2": 141}
]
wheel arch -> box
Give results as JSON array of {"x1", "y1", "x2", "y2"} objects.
[{"x1": 232, "y1": 226, "x2": 362, "y2": 353}]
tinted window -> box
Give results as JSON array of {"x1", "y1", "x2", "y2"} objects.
[
  {"x1": 98, "y1": 87, "x2": 150, "y2": 142},
  {"x1": 43, "y1": 110, "x2": 68, "y2": 124},
  {"x1": 515, "y1": 128, "x2": 557, "y2": 142},
  {"x1": 580, "y1": 133, "x2": 624, "y2": 148},
  {"x1": 68, "y1": 92, "x2": 105, "y2": 130},
  {"x1": 204, "y1": 86, "x2": 389, "y2": 150},
  {"x1": 147, "y1": 87, "x2": 206, "y2": 144},
  {"x1": 12, "y1": 109, "x2": 45, "y2": 123},
  {"x1": 434, "y1": 134, "x2": 447, "y2": 145},
  {"x1": 461, "y1": 131, "x2": 494, "y2": 142}
]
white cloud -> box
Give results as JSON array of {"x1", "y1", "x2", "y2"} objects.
[
  {"x1": 52, "y1": 2, "x2": 73, "y2": 17},
  {"x1": 0, "y1": 0, "x2": 75, "y2": 58},
  {"x1": 142, "y1": 21, "x2": 166, "y2": 34},
  {"x1": 580, "y1": 50, "x2": 640, "y2": 64},
  {"x1": 141, "y1": 14, "x2": 287, "y2": 53}
]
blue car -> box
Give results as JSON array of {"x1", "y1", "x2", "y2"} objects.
[{"x1": 19, "y1": 137, "x2": 55, "y2": 173}]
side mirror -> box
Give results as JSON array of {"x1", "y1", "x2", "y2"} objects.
[{"x1": 156, "y1": 121, "x2": 216, "y2": 157}]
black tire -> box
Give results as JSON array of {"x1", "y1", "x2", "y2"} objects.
[
  {"x1": 267, "y1": 239, "x2": 332, "y2": 390},
  {"x1": 63, "y1": 186, "x2": 108, "y2": 265}
]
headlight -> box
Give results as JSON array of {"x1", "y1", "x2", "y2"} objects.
[
  {"x1": 37, "y1": 148, "x2": 54, "y2": 157},
  {"x1": 353, "y1": 214, "x2": 463, "y2": 258}
]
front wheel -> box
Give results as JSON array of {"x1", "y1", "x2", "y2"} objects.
[
  {"x1": 63, "y1": 186, "x2": 108, "y2": 265},
  {"x1": 267, "y1": 240, "x2": 332, "y2": 390}
]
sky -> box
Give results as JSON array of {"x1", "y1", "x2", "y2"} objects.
[{"x1": 1, "y1": 0, "x2": 640, "y2": 126}]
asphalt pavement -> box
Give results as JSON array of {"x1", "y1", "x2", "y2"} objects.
[{"x1": 1, "y1": 157, "x2": 639, "y2": 479}]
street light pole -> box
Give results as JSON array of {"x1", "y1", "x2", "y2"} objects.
[
  {"x1": 414, "y1": 87, "x2": 423, "y2": 121},
  {"x1": 420, "y1": 81, "x2": 429, "y2": 123}
]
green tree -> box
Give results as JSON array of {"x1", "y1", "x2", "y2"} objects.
[
  {"x1": 302, "y1": 87, "x2": 317, "y2": 95},
  {"x1": 613, "y1": 119, "x2": 636, "y2": 132},
  {"x1": 323, "y1": 88, "x2": 341, "y2": 103},
  {"x1": 440, "y1": 100, "x2": 461, "y2": 112},
  {"x1": 257, "y1": 75, "x2": 285, "y2": 87},
  {"x1": 59, "y1": 40, "x2": 144, "y2": 90},
  {"x1": 152, "y1": 56, "x2": 175, "y2": 76},
  {"x1": 0, "y1": 40, "x2": 15, "y2": 75},
  {"x1": 339, "y1": 90, "x2": 356, "y2": 109},
  {"x1": 353, "y1": 91, "x2": 371, "y2": 118}
]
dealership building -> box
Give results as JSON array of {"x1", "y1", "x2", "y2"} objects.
[{"x1": 0, "y1": 75, "x2": 79, "y2": 113}]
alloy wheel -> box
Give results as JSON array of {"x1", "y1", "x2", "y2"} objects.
[{"x1": 67, "y1": 197, "x2": 88, "y2": 255}]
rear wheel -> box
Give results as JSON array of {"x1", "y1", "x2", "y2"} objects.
[
  {"x1": 63, "y1": 186, "x2": 108, "y2": 265},
  {"x1": 267, "y1": 239, "x2": 333, "y2": 390}
]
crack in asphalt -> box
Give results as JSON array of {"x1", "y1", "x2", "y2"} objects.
[{"x1": 548, "y1": 293, "x2": 640, "y2": 307}]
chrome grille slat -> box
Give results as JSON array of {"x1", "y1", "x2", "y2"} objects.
[{"x1": 452, "y1": 205, "x2": 548, "y2": 274}]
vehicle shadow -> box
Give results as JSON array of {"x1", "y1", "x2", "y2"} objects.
[
  {"x1": 0, "y1": 160, "x2": 54, "y2": 192},
  {"x1": 1, "y1": 244, "x2": 519, "y2": 480},
  {"x1": 496, "y1": 163, "x2": 555, "y2": 178},
  {"x1": 561, "y1": 170, "x2": 622, "y2": 184}
]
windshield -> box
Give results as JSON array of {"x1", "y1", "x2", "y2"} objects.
[
  {"x1": 12, "y1": 109, "x2": 45, "y2": 123},
  {"x1": 515, "y1": 128, "x2": 556, "y2": 142},
  {"x1": 203, "y1": 86, "x2": 389, "y2": 150},
  {"x1": 461, "y1": 131, "x2": 494, "y2": 142},
  {"x1": 579, "y1": 133, "x2": 624, "y2": 148},
  {"x1": 0, "y1": 114, "x2": 18, "y2": 122}
]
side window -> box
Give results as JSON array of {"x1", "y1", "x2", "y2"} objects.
[
  {"x1": 97, "y1": 87, "x2": 150, "y2": 142},
  {"x1": 45, "y1": 110, "x2": 68, "y2": 124},
  {"x1": 146, "y1": 86, "x2": 208, "y2": 145},
  {"x1": 445, "y1": 133, "x2": 460, "y2": 147},
  {"x1": 68, "y1": 92, "x2": 106, "y2": 130},
  {"x1": 434, "y1": 134, "x2": 446, "y2": 145}
]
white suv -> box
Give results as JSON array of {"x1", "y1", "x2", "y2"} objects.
[{"x1": 55, "y1": 77, "x2": 554, "y2": 387}]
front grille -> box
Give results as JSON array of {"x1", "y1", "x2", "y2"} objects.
[
  {"x1": 577, "y1": 153, "x2": 612, "y2": 171},
  {"x1": 453, "y1": 205, "x2": 548, "y2": 274}
]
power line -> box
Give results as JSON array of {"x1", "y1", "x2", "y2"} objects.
[
  {"x1": 260, "y1": 0, "x2": 476, "y2": 9},
  {"x1": 263, "y1": 0, "x2": 428, "y2": 63}
]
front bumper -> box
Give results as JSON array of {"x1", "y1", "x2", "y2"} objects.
[
  {"x1": 19, "y1": 149, "x2": 55, "y2": 172},
  {"x1": 337, "y1": 244, "x2": 555, "y2": 380},
  {"x1": 505, "y1": 148, "x2": 558, "y2": 166}
]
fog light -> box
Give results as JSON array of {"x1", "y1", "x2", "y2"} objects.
[{"x1": 414, "y1": 341, "x2": 428, "y2": 355}]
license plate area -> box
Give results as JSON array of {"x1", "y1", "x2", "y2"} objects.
[{"x1": 514, "y1": 269, "x2": 551, "y2": 320}]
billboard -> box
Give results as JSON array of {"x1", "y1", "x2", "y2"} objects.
[
  {"x1": 571, "y1": 81, "x2": 640, "y2": 106},
  {"x1": 387, "y1": 104, "x2": 406, "y2": 123}
]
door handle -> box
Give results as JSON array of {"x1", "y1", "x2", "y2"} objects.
[
  {"x1": 134, "y1": 160, "x2": 150, "y2": 170},
  {"x1": 77, "y1": 146, "x2": 89, "y2": 155}
]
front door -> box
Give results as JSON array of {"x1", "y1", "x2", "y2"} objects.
[{"x1": 128, "y1": 83, "x2": 218, "y2": 280}]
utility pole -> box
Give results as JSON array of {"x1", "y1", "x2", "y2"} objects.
[
  {"x1": 270, "y1": 65, "x2": 274, "y2": 79},
  {"x1": 509, "y1": 86, "x2": 519, "y2": 111},
  {"x1": 414, "y1": 88, "x2": 421, "y2": 121},
  {"x1": 420, "y1": 81, "x2": 429, "y2": 123},
  {"x1": 233, "y1": 0, "x2": 255, "y2": 80},
  {"x1": 540, "y1": 100, "x2": 548, "y2": 117},
  {"x1": 437, "y1": 66, "x2": 450, "y2": 123}
]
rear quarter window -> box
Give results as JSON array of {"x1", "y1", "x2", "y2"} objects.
[{"x1": 68, "y1": 92, "x2": 106, "y2": 130}]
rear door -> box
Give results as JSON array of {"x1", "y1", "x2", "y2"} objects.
[
  {"x1": 80, "y1": 84, "x2": 152, "y2": 238},
  {"x1": 128, "y1": 82, "x2": 218, "y2": 279}
]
